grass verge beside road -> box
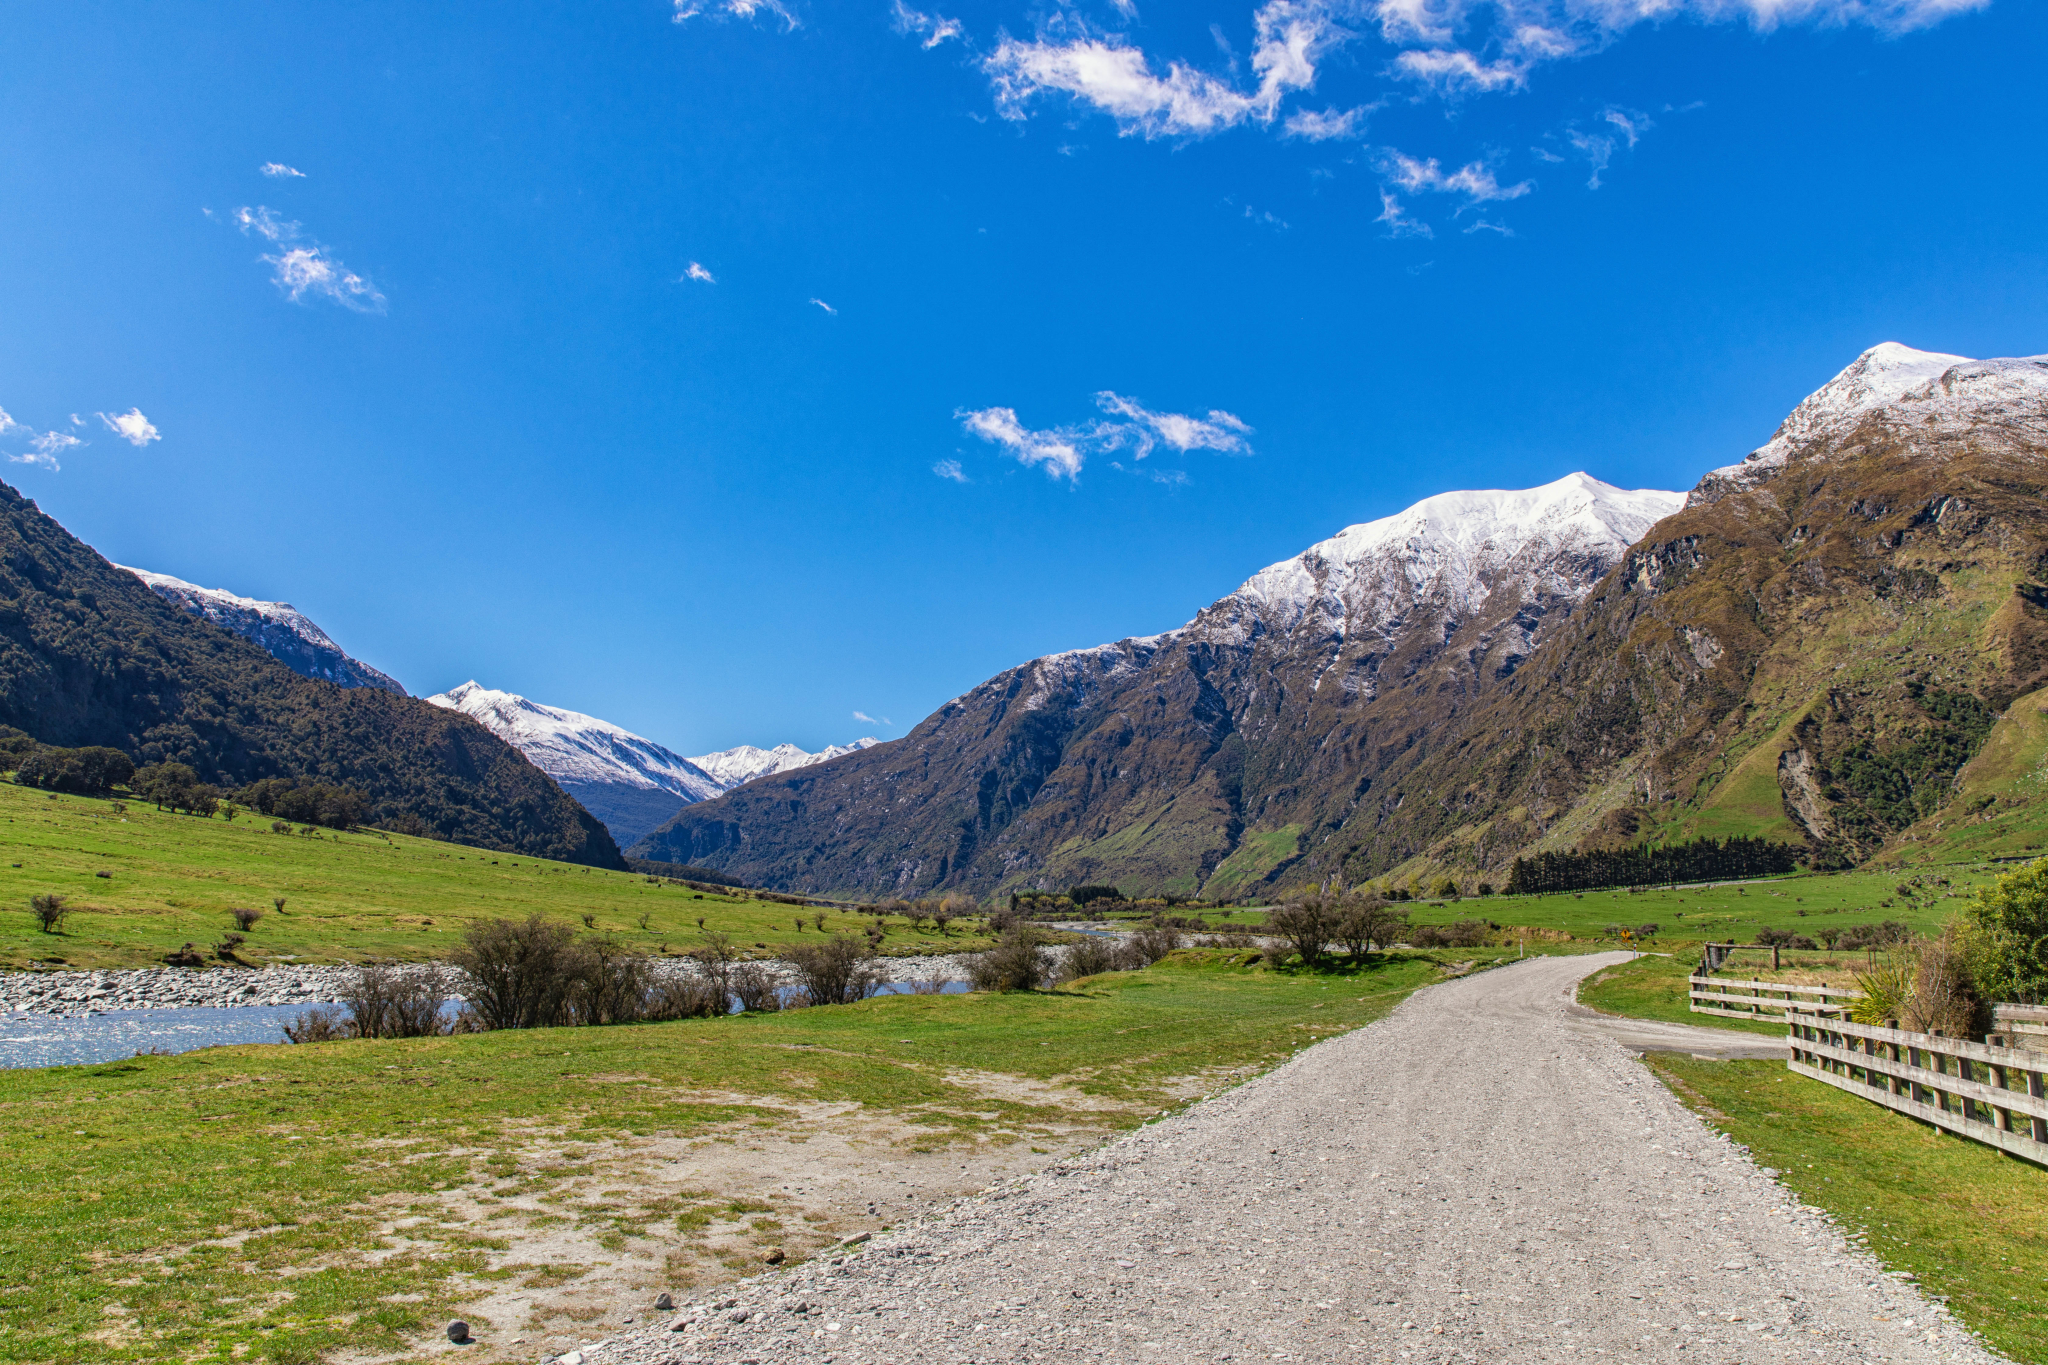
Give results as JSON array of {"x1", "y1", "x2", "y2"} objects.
[
  {"x1": 1576, "y1": 952, "x2": 1788, "y2": 1036},
  {"x1": 1648, "y1": 1053, "x2": 2048, "y2": 1363},
  {"x1": 0, "y1": 949, "x2": 1457, "y2": 1364}
]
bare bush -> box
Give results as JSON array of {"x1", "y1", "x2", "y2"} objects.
[
  {"x1": 644, "y1": 975, "x2": 722, "y2": 1019},
  {"x1": 1410, "y1": 919, "x2": 1491, "y2": 950},
  {"x1": 231, "y1": 907, "x2": 263, "y2": 932},
  {"x1": 28, "y1": 893, "x2": 67, "y2": 934},
  {"x1": 1060, "y1": 935, "x2": 1124, "y2": 981},
  {"x1": 283, "y1": 1007, "x2": 352, "y2": 1043},
  {"x1": 451, "y1": 914, "x2": 582, "y2": 1030},
  {"x1": 1336, "y1": 899, "x2": 1405, "y2": 958},
  {"x1": 343, "y1": 966, "x2": 449, "y2": 1038},
  {"x1": 1126, "y1": 925, "x2": 1180, "y2": 965},
  {"x1": 728, "y1": 961, "x2": 782, "y2": 1012},
  {"x1": 970, "y1": 927, "x2": 1046, "y2": 992},
  {"x1": 786, "y1": 934, "x2": 883, "y2": 1006},
  {"x1": 1905, "y1": 924, "x2": 1987, "y2": 1037},
  {"x1": 1265, "y1": 897, "x2": 1340, "y2": 967}
]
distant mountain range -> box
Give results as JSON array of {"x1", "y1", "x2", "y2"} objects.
[
  {"x1": 425, "y1": 681, "x2": 878, "y2": 847},
  {"x1": 117, "y1": 566, "x2": 407, "y2": 694},
  {"x1": 633, "y1": 343, "x2": 2048, "y2": 899},
  {"x1": 0, "y1": 496, "x2": 620, "y2": 866}
]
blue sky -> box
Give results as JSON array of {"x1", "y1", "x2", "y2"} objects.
[{"x1": 0, "y1": 0, "x2": 2040, "y2": 756}]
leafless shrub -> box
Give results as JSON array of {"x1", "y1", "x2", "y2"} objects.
[
  {"x1": 1410, "y1": 919, "x2": 1491, "y2": 950},
  {"x1": 451, "y1": 914, "x2": 582, "y2": 1030},
  {"x1": 970, "y1": 927, "x2": 1046, "y2": 992},
  {"x1": 162, "y1": 941, "x2": 205, "y2": 968},
  {"x1": 1061, "y1": 935, "x2": 1124, "y2": 981},
  {"x1": 28, "y1": 894, "x2": 67, "y2": 934},
  {"x1": 729, "y1": 961, "x2": 783, "y2": 1012},
  {"x1": 344, "y1": 966, "x2": 449, "y2": 1038},
  {"x1": 215, "y1": 932, "x2": 247, "y2": 962},
  {"x1": 282, "y1": 1007, "x2": 353, "y2": 1043},
  {"x1": 644, "y1": 975, "x2": 722, "y2": 1019},
  {"x1": 1265, "y1": 897, "x2": 1340, "y2": 967},
  {"x1": 1904, "y1": 924, "x2": 1987, "y2": 1037},
  {"x1": 1126, "y1": 925, "x2": 1180, "y2": 965},
  {"x1": 1335, "y1": 899, "x2": 1406, "y2": 957},
  {"x1": 571, "y1": 938, "x2": 654, "y2": 1025},
  {"x1": 786, "y1": 934, "x2": 884, "y2": 1006},
  {"x1": 231, "y1": 907, "x2": 263, "y2": 932}
]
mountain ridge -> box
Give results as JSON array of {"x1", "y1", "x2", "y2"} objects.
[{"x1": 117, "y1": 566, "x2": 407, "y2": 694}]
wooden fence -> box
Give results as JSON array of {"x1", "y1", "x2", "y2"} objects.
[
  {"x1": 1690, "y1": 975, "x2": 1862, "y2": 1021},
  {"x1": 1994, "y1": 1004, "x2": 2048, "y2": 1053},
  {"x1": 1787, "y1": 1013, "x2": 2048, "y2": 1162}
]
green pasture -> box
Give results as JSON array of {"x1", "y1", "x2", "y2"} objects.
[
  {"x1": 0, "y1": 949, "x2": 1449, "y2": 1364},
  {"x1": 0, "y1": 784, "x2": 987, "y2": 971}
]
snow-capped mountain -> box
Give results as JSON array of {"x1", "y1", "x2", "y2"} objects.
[
  {"x1": 687, "y1": 739, "x2": 881, "y2": 789},
  {"x1": 636, "y1": 471, "x2": 1685, "y2": 895},
  {"x1": 1690, "y1": 342, "x2": 2048, "y2": 504},
  {"x1": 426, "y1": 680, "x2": 882, "y2": 847},
  {"x1": 117, "y1": 565, "x2": 407, "y2": 694}
]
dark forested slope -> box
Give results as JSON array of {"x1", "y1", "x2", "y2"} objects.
[{"x1": 0, "y1": 483, "x2": 623, "y2": 867}]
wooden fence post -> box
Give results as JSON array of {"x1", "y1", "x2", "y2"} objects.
[{"x1": 2032, "y1": 1068, "x2": 2048, "y2": 1143}]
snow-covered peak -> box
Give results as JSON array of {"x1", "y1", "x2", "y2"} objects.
[
  {"x1": 118, "y1": 564, "x2": 406, "y2": 694},
  {"x1": 1692, "y1": 342, "x2": 2031, "y2": 498},
  {"x1": 427, "y1": 681, "x2": 724, "y2": 801},
  {"x1": 687, "y1": 738, "x2": 882, "y2": 789},
  {"x1": 1220, "y1": 472, "x2": 1684, "y2": 633}
]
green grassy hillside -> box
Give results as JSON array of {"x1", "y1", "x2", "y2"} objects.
[{"x1": 0, "y1": 784, "x2": 987, "y2": 970}]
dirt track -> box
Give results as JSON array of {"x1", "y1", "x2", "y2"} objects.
[{"x1": 582, "y1": 952, "x2": 2001, "y2": 1364}]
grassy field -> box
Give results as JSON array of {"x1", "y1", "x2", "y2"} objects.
[
  {"x1": 0, "y1": 948, "x2": 1470, "y2": 1364},
  {"x1": 1399, "y1": 864, "x2": 1987, "y2": 944},
  {"x1": 0, "y1": 784, "x2": 992, "y2": 970},
  {"x1": 1574, "y1": 952, "x2": 1790, "y2": 1036},
  {"x1": 1649, "y1": 1053, "x2": 2048, "y2": 1362}
]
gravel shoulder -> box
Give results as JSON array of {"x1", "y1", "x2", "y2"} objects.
[{"x1": 581, "y1": 952, "x2": 1999, "y2": 1365}]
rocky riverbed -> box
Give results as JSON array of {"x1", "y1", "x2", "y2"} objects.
[{"x1": 0, "y1": 952, "x2": 993, "y2": 1017}]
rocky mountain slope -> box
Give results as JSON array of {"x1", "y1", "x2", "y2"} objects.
[
  {"x1": 117, "y1": 566, "x2": 407, "y2": 694},
  {"x1": 0, "y1": 484, "x2": 622, "y2": 867},
  {"x1": 1329, "y1": 344, "x2": 2048, "y2": 885},
  {"x1": 426, "y1": 682, "x2": 883, "y2": 847},
  {"x1": 632, "y1": 472, "x2": 1684, "y2": 898}
]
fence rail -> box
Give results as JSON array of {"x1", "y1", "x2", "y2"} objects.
[
  {"x1": 1787, "y1": 1013, "x2": 2048, "y2": 1162},
  {"x1": 1689, "y1": 975, "x2": 1862, "y2": 1021}
]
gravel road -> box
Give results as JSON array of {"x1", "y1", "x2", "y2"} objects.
[{"x1": 577, "y1": 952, "x2": 2000, "y2": 1365}]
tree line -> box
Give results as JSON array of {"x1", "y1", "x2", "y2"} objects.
[{"x1": 1504, "y1": 835, "x2": 1799, "y2": 895}]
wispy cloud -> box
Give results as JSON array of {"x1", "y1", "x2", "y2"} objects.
[
  {"x1": 0, "y1": 407, "x2": 21, "y2": 437},
  {"x1": 673, "y1": 0, "x2": 798, "y2": 29},
  {"x1": 1378, "y1": 150, "x2": 1531, "y2": 202},
  {"x1": 852, "y1": 710, "x2": 893, "y2": 726},
  {"x1": 1375, "y1": 191, "x2": 1433, "y2": 238},
  {"x1": 982, "y1": 1, "x2": 1342, "y2": 140},
  {"x1": 683, "y1": 261, "x2": 717, "y2": 283},
  {"x1": 259, "y1": 162, "x2": 306, "y2": 178},
  {"x1": 1284, "y1": 104, "x2": 1372, "y2": 141},
  {"x1": 10, "y1": 431, "x2": 81, "y2": 472},
  {"x1": 891, "y1": 0, "x2": 963, "y2": 48},
  {"x1": 1560, "y1": 106, "x2": 1651, "y2": 188},
  {"x1": 1390, "y1": 47, "x2": 1526, "y2": 94},
  {"x1": 809, "y1": 297, "x2": 837, "y2": 315},
  {"x1": 97, "y1": 409, "x2": 161, "y2": 447},
  {"x1": 957, "y1": 392, "x2": 1253, "y2": 482},
  {"x1": 933, "y1": 457, "x2": 971, "y2": 483},
  {"x1": 232, "y1": 206, "x2": 386, "y2": 312}
]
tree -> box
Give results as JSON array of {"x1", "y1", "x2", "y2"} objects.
[
  {"x1": 14, "y1": 745, "x2": 135, "y2": 794},
  {"x1": 450, "y1": 914, "x2": 581, "y2": 1030},
  {"x1": 786, "y1": 934, "x2": 883, "y2": 1005},
  {"x1": 1968, "y1": 860, "x2": 2048, "y2": 1003},
  {"x1": 1336, "y1": 897, "x2": 1406, "y2": 958},
  {"x1": 133, "y1": 762, "x2": 200, "y2": 811}
]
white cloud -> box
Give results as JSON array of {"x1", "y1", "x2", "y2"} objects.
[
  {"x1": 983, "y1": 0, "x2": 1342, "y2": 140},
  {"x1": 11, "y1": 431, "x2": 81, "y2": 472},
  {"x1": 1284, "y1": 104, "x2": 1371, "y2": 140},
  {"x1": 673, "y1": 0, "x2": 798, "y2": 29},
  {"x1": 1463, "y1": 218, "x2": 1514, "y2": 235},
  {"x1": 852, "y1": 710, "x2": 894, "y2": 725},
  {"x1": 232, "y1": 206, "x2": 386, "y2": 312},
  {"x1": 958, "y1": 406, "x2": 1084, "y2": 480},
  {"x1": 932, "y1": 457, "x2": 970, "y2": 483},
  {"x1": 68, "y1": 414, "x2": 83, "y2": 427},
  {"x1": 0, "y1": 407, "x2": 20, "y2": 436},
  {"x1": 958, "y1": 392, "x2": 1252, "y2": 481},
  {"x1": 683, "y1": 261, "x2": 717, "y2": 283},
  {"x1": 97, "y1": 408, "x2": 161, "y2": 447},
  {"x1": 1378, "y1": 150, "x2": 1531, "y2": 202},
  {"x1": 260, "y1": 162, "x2": 306, "y2": 178},
  {"x1": 1390, "y1": 47, "x2": 1526, "y2": 93},
  {"x1": 809, "y1": 297, "x2": 837, "y2": 314},
  {"x1": 1095, "y1": 392, "x2": 1253, "y2": 457},
  {"x1": 891, "y1": 0, "x2": 963, "y2": 48},
  {"x1": 1375, "y1": 190, "x2": 1433, "y2": 238}
]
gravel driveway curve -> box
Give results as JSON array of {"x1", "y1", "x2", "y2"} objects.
[{"x1": 584, "y1": 952, "x2": 2001, "y2": 1365}]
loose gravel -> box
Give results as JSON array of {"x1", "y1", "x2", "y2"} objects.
[{"x1": 569, "y1": 952, "x2": 2001, "y2": 1365}]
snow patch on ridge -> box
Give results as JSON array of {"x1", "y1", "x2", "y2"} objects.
[
  {"x1": 686, "y1": 739, "x2": 882, "y2": 788},
  {"x1": 427, "y1": 681, "x2": 725, "y2": 801},
  {"x1": 118, "y1": 564, "x2": 407, "y2": 694}
]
